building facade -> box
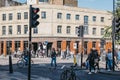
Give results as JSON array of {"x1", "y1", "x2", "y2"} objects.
[
  {"x1": 0, "y1": 4, "x2": 112, "y2": 56},
  {"x1": 0, "y1": 0, "x2": 22, "y2": 7},
  {"x1": 27, "y1": 0, "x2": 78, "y2": 7}
]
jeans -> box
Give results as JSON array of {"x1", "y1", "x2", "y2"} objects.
[
  {"x1": 51, "y1": 57, "x2": 57, "y2": 67},
  {"x1": 107, "y1": 59, "x2": 113, "y2": 70}
]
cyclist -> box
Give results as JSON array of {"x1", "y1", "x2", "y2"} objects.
[{"x1": 23, "y1": 48, "x2": 29, "y2": 65}]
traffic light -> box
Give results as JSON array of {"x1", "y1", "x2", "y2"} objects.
[
  {"x1": 115, "y1": 34, "x2": 120, "y2": 40},
  {"x1": 77, "y1": 25, "x2": 84, "y2": 37},
  {"x1": 77, "y1": 26, "x2": 80, "y2": 37},
  {"x1": 115, "y1": 17, "x2": 120, "y2": 33},
  {"x1": 30, "y1": 6, "x2": 40, "y2": 28},
  {"x1": 115, "y1": 17, "x2": 120, "y2": 40}
]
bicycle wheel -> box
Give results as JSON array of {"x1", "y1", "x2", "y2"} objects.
[
  {"x1": 67, "y1": 72, "x2": 76, "y2": 80},
  {"x1": 60, "y1": 71, "x2": 67, "y2": 80},
  {"x1": 17, "y1": 60, "x2": 24, "y2": 68}
]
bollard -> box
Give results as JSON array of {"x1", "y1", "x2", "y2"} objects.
[
  {"x1": 9, "y1": 51, "x2": 13, "y2": 73},
  {"x1": 73, "y1": 55, "x2": 77, "y2": 66}
]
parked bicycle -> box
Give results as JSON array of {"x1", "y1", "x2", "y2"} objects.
[
  {"x1": 60, "y1": 65, "x2": 76, "y2": 80},
  {"x1": 17, "y1": 57, "x2": 34, "y2": 68}
]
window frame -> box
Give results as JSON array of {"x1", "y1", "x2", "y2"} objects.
[
  {"x1": 57, "y1": 25, "x2": 62, "y2": 33},
  {"x1": 41, "y1": 11, "x2": 46, "y2": 19}
]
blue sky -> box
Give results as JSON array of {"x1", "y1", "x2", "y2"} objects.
[
  {"x1": 16, "y1": 0, "x2": 113, "y2": 11},
  {"x1": 78, "y1": 0, "x2": 113, "y2": 11}
]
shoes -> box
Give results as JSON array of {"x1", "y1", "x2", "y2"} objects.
[
  {"x1": 91, "y1": 70, "x2": 94, "y2": 72},
  {"x1": 88, "y1": 72, "x2": 92, "y2": 74},
  {"x1": 107, "y1": 69, "x2": 111, "y2": 71},
  {"x1": 94, "y1": 70, "x2": 97, "y2": 73}
]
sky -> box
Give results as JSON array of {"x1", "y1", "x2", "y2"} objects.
[
  {"x1": 16, "y1": 0, "x2": 113, "y2": 11},
  {"x1": 78, "y1": 0, "x2": 113, "y2": 11}
]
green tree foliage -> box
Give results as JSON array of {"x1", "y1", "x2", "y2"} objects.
[{"x1": 103, "y1": 6, "x2": 120, "y2": 43}]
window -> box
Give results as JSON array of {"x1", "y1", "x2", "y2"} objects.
[
  {"x1": 41, "y1": 11, "x2": 46, "y2": 19},
  {"x1": 57, "y1": 41, "x2": 61, "y2": 49},
  {"x1": 24, "y1": 25, "x2": 28, "y2": 34},
  {"x1": 17, "y1": 13, "x2": 21, "y2": 20},
  {"x1": 93, "y1": 16, "x2": 96, "y2": 22},
  {"x1": 24, "y1": 12, "x2": 28, "y2": 19},
  {"x1": 9, "y1": 13, "x2": 13, "y2": 20},
  {"x1": 8, "y1": 26, "x2": 12, "y2": 34},
  {"x1": 66, "y1": 26, "x2": 71, "y2": 34},
  {"x1": 92, "y1": 42, "x2": 96, "y2": 48},
  {"x1": 75, "y1": 27, "x2": 78, "y2": 34},
  {"x1": 33, "y1": 27, "x2": 38, "y2": 34},
  {"x1": 7, "y1": 41, "x2": 12, "y2": 49},
  {"x1": 2, "y1": 14, "x2": 6, "y2": 21},
  {"x1": 84, "y1": 25, "x2": 88, "y2": 34},
  {"x1": 24, "y1": 41, "x2": 28, "y2": 49},
  {"x1": 57, "y1": 25, "x2": 62, "y2": 33},
  {"x1": 92, "y1": 28, "x2": 96, "y2": 35},
  {"x1": 15, "y1": 41, "x2": 20, "y2": 51},
  {"x1": 84, "y1": 16, "x2": 88, "y2": 25},
  {"x1": 101, "y1": 17, "x2": 104, "y2": 22},
  {"x1": 39, "y1": 0, "x2": 48, "y2": 2},
  {"x1": 57, "y1": 13, "x2": 62, "y2": 19},
  {"x1": 75, "y1": 15, "x2": 80, "y2": 20},
  {"x1": 101, "y1": 28, "x2": 104, "y2": 35},
  {"x1": 2, "y1": 26, "x2": 6, "y2": 35},
  {"x1": 66, "y1": 13, "x2": 71, "y2": 20},
  {"x1": 17, "y1": 25, "x2": 21, "y2": 34}
]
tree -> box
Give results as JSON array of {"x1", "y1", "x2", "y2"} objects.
[{"x1": 103, "y1": 7, "x2": 120, "y2": 43}]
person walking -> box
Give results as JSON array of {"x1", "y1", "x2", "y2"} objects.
[
  {"x1": 93, "y1": 48, "x2": 100, "y2": 72},
  {"x1": 51, "y1": 48, "x2": 57, "y2": 68},
  {"x1": 86, "y1": 49, "x2": 96, "y2": 74},
  {"x1": 117, "y1": 49, "x2": 120, "y2": 61},
  {"x1": 106, "y1": 49, "x2": 113, "y2": 71}
]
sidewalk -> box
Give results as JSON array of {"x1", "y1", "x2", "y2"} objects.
[
  {"x1": 0, "y1": 71, "x2": 27, "y2": 80},
  {"x1": 99, "y1": 69, "x2": 120, "y2": 75}
]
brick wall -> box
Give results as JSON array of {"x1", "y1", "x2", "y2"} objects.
[
  {"x1": 64, "y1": 0, "x2": 78, "y2": 7},
  {"x1": 50, "y1": 0, "x2": 78, "y2": 7}
]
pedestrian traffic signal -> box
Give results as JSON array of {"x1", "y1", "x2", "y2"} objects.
[
  {"x1": 77, "y1": 26, "x2": 80, "y2": 37},
  {"x1": 115, "y1": 17, "x2": 120, "y2": 33},
  {"x1": 30, "y1": 7, "x2": 40, "y2": 28},
  {"x1": 77, "y1": 25, "x2": 84, "y2": 37}
]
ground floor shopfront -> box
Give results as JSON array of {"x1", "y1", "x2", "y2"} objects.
[{"x1": 0, "y1": 37, "x2": 112, "y2": 56}]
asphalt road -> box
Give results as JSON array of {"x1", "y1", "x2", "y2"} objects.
[
  {"x1": 0, "y1": 57, "x2": 120, "y2": 80},
  {"x1": 15, "y1": 65, "x2": 120, "y2": 80}
]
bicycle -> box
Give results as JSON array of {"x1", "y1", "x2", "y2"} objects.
[
  {"x1": 60, "y1": 65, "x2": 76, "y2": 80},
  {"x1": 17, "y1": 57, "x2": 34, "y2": 68},
  {"x1": 115, "y1": 59, "x2": 120, "y2": 70}
]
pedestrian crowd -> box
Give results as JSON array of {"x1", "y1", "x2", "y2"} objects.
[{"x1": 84, "y1": 48, "x2": 120, "y2": 74}]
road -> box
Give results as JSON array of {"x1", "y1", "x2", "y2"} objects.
[{"x1": 0, "y1": 56, "x2": 120, "y2": 80}]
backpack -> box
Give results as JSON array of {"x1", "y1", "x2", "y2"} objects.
[{"x1": 51, "y1": 51, "x2": 56, "y2": 58}]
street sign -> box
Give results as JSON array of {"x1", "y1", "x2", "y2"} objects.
[{"x1": 73, "y1": 43, "x2": 77, "y2": 49}]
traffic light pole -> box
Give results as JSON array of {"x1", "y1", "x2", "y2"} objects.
[
  {"x1": 112, "y1": 0, "x2": 116, "y2": 71},
  {"x1": 28, "y1": 5, "x2": 32, "y2": 80},
  {"x1": 80, "y1": 37, "x2": 84, "y2": 68}
]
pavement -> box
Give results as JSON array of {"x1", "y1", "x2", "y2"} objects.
[{"x1": 0, "y1": 55, "x2": 120, "y2": 80}]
